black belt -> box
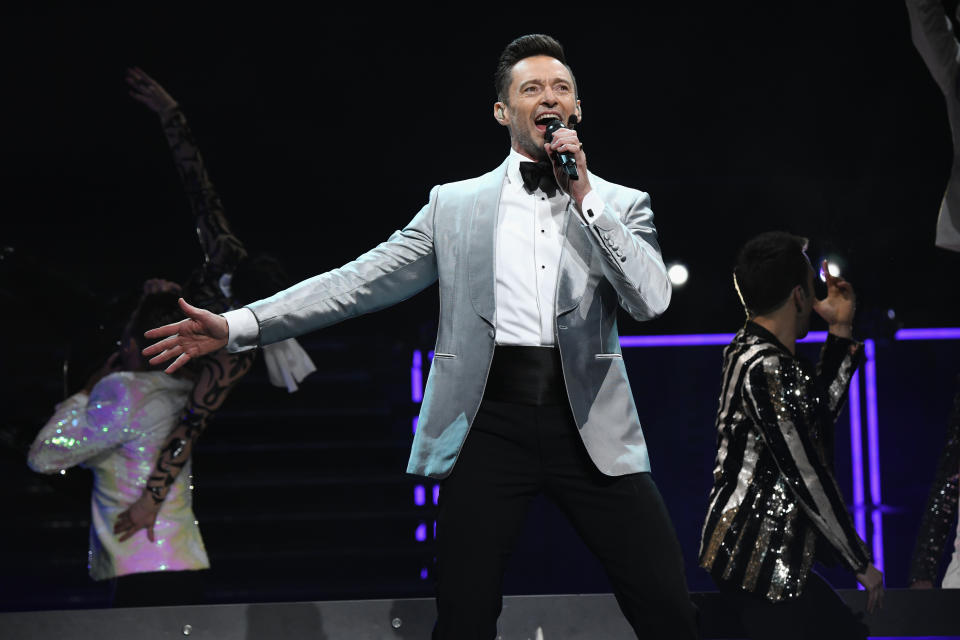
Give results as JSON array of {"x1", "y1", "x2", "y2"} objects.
[{"x1": 482, "y1": 345, "x2": 568, "y2": 406}]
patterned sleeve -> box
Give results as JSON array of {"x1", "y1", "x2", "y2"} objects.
[
  {"x1": 160, "y1": 108, "x2": 246, "y2": 312},
  {"x1": 910, "y1": 377, "x2": 960, "y2": 584},
  {"x1": 143, "y1": 349, "x2": 255, "y2": 504},
  {"x1": 816, "y1": 333, "x2": 866, "y2": 423},
  {"x1": 743, "y1": 354, "x2": 872, "y2": 574}
]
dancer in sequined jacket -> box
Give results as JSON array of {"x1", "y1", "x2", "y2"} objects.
[
  {"x1": 28, "y1": 292, "x2": 210, "y2": 605},
  {"x1": 699, "y1": 232, "x2": 882, "y2": 639}
]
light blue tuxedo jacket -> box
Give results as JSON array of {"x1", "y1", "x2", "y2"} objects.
[{"x1": 243, "y1": 159, "x2": 671, "y2": 478}]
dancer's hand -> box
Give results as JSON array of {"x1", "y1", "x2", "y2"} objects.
[
  {"x1": 114, "y1": 492, "x2": 161, "y2": 542},
  {"x1": 142, "y1": 298, "x2": 228, "y2": 374},
  {"x1": 856, "y1": 564, "x2": 884, "y2": 613},
  {"x1": 126, "y1": 67, "x2": 178, "y2": 117},
  {"x1": 813, "y1": 259, "x2": 855, "y2": 338}
]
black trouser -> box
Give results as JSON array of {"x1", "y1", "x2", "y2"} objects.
[
  {"x1": 717, "y1": 572, "x2": 867, "y2": 640},
  {"x1": 111, "y1": 569, "x2": 205, "y2": 608},
  {"x1": 432, "y1": 347, "x2": 698, "y2": 639}
]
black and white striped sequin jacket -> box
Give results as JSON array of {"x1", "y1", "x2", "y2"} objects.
[{"x1": 699, "y1": 322, "x2": 871, "y2": 601}]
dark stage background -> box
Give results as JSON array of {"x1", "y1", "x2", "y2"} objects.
[{"x1": 2, "y1": 4, "x2": 959, "y2": 612}]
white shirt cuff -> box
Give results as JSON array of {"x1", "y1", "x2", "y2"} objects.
[
  {"x1": 579, "y1": 190, "x2": 605, "y2": 226},
  {"x1": 222, "y1": 308, "x2": 260, "y2": 353}
]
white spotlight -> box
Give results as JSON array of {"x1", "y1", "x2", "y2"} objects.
[{"x1": 667, "y1": 263, "x2": 689, "y2": 287}]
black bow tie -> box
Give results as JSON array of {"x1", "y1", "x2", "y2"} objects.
[{"x1": 519, "y1": 160, "x2": 558, "y2": 197}]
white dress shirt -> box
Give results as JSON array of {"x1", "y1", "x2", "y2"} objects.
[{"x1": 223, "y1": 150, "x2": 606, "y2": 350}]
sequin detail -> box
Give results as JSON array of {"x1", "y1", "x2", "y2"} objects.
[{"x1": 700, "y1": 324, "x2": 870, "y2": 602}]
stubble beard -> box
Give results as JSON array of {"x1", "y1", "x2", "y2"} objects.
[{"x1": 510, "y1": 123, "x2": 548, "y2": 162}]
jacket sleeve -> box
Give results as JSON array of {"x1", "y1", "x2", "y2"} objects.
[
  {"x1": 743, "y1": 353, "x2": 871, "y2": 574},
  {"x1": 816, "y1": 333, "x2": 866, "y2": 423},
  {"x1": 910, "y1": 378, "x2": 960, "y2": 584},
  {"x1": 582, "y1": 187, "x2": 671, "y2": 321},
  {"x1": 906, "y1": 0, "x2": 960, "y2": 96},
  {"x1": 27, "y1": 375, "x2": 140, "y2": 473},
  {"x1": 244, "y1": 187, "x2": 440, "y2": 347}
]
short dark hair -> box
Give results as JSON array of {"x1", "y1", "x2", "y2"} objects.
[
  {"x1": 733, "y1": 231, "x2": 812, "y2": 317},
  {"x1": 127, "y1": 291, "x2": 184, "y2": 356},
  {"x1": 494, "y1": 34, "x2": 577, "y2": 103}
]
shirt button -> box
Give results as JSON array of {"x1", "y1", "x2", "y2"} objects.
[
  {"x1": 541, "y1": 197, "x2": 546, "y2": 201},
  {"x1": 488, "y1": 330, "x2": 495, "y2": 338}
]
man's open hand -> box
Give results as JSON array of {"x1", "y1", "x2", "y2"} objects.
[{"x1": 142, "y1": 298, "x2": 229, "y2": 374}]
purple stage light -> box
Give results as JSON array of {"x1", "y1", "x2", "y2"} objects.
[
  {"x1": 411, "y1": 350, "x2": 423, "y2": 403},
  {"x1": 420, "y1": 568, "x2": 429, "y2": 580},
  {"x1": 433, "y1": 484, "x2": 440, "y2": 505},
  {"x1": 619, "y1": 334, "x2": 735, "y2": 347},
  {"x1": 864, "y1": 339, "x2": 884, "y2": 572},
  {"x1": 848, "y1": 371, "x2": 866, "y2": 541},
  {"x1": 414, "y1": 485, "x2": 426, "y2": 506},
  {"x1": 412, "y1": 416, "x2": 418, "y2": 434},
  {"x1": 848, "y1": 370, "x2": 866, "y2": 590},
  {"x1": 415, "y1": 523, "x2": 427, "y2": 542},
  {"x1": 894, "y1": 328, "x2": 960, "y2": 341},
  {"x1": 619, "y1": 331, "x2": 829, "y2": 349}
]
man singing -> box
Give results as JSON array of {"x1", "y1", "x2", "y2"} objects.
[
  {"x1": 143, "y1": 34, "x2": 697, "y2": 638},
  {"x1": 699, "y1": 232, "x2": 883, "y2": 639}
]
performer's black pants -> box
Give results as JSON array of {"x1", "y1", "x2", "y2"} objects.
[
  {"x1": 717, "y1": 572, "x2": 868, "y2": 640},
  {"x1": 432, "y1": 347, "x2": 699, "y2": 640},
  {"x1": 111, "y1": 569, "x2": 205, "y2": 607}
]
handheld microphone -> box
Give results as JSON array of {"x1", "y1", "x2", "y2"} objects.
[{"x1": 544, "y1": 117, "x2": 579, "y2": 180}]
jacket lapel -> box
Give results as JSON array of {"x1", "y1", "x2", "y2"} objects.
[
  {"x1": 556, "y1": 198, "x2": 594, "y2": 315},
  {"x1": 468, "y1": 160, "x2": 508, "y2": 327}
]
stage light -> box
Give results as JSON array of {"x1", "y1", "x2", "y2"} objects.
[
  {"x1": 887, "y1": 309, "x2": 896, "y2": 320},
  {"x1": 667, "y1": 263, "x2": 689, "y2": 286},
  {"x1": 819, "y1": 258, "x2": 842, "y2": 281}
]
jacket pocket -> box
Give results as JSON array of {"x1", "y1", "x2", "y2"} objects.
[
  {"x1": 433, "y1": 352, "x2": 457, "y2": 360},
  {"x1": 594, "y1": 353, "x2": 623, "y2": 360}
]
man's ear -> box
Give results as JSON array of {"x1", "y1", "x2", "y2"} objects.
[
  {"x1": 494, "y1": 101, "x2": 509, "y2": 126},
  {"x1": 793, "y1": 285, "x2": 805, "y2": 313},
  {"x1": 574, "y1": 100, "x2": 582, "y2": 125}
]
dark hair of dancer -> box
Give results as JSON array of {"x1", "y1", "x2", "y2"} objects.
[{"x1": 733, "y1": 231, "x2": 812, "y2": 316}]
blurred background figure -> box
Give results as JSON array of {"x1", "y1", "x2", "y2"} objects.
[
  {"x1": 903, "y1": 0, "x2": 960, "y2": 592},
  {"x1": 905, "y1": 0, "x2": 960, "y2": 251},
  {"x1": 28, "y1": 289, "x2": 210, "y2": 607},
  {"x1": 112, "y1": 68, "x2": 315, "y2": 541}
]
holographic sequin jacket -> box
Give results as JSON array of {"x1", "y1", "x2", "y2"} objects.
[
  {"x1": 909, "y1": 376, "x2": 960, "y2": 587},
  {"x1": 699, "y1": 322, "x2": 871, "y2": 601},
  {"x1": 28, "y1": 371, "x2": 209, "y2": 580}
]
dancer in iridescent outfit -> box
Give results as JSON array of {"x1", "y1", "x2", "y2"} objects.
[
  {"x1": 28, "y1": 291, "x2": 210, "y2": 605},
  {"x1": 699, "y1": 232, "x2": 883, "y2": 639}
]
